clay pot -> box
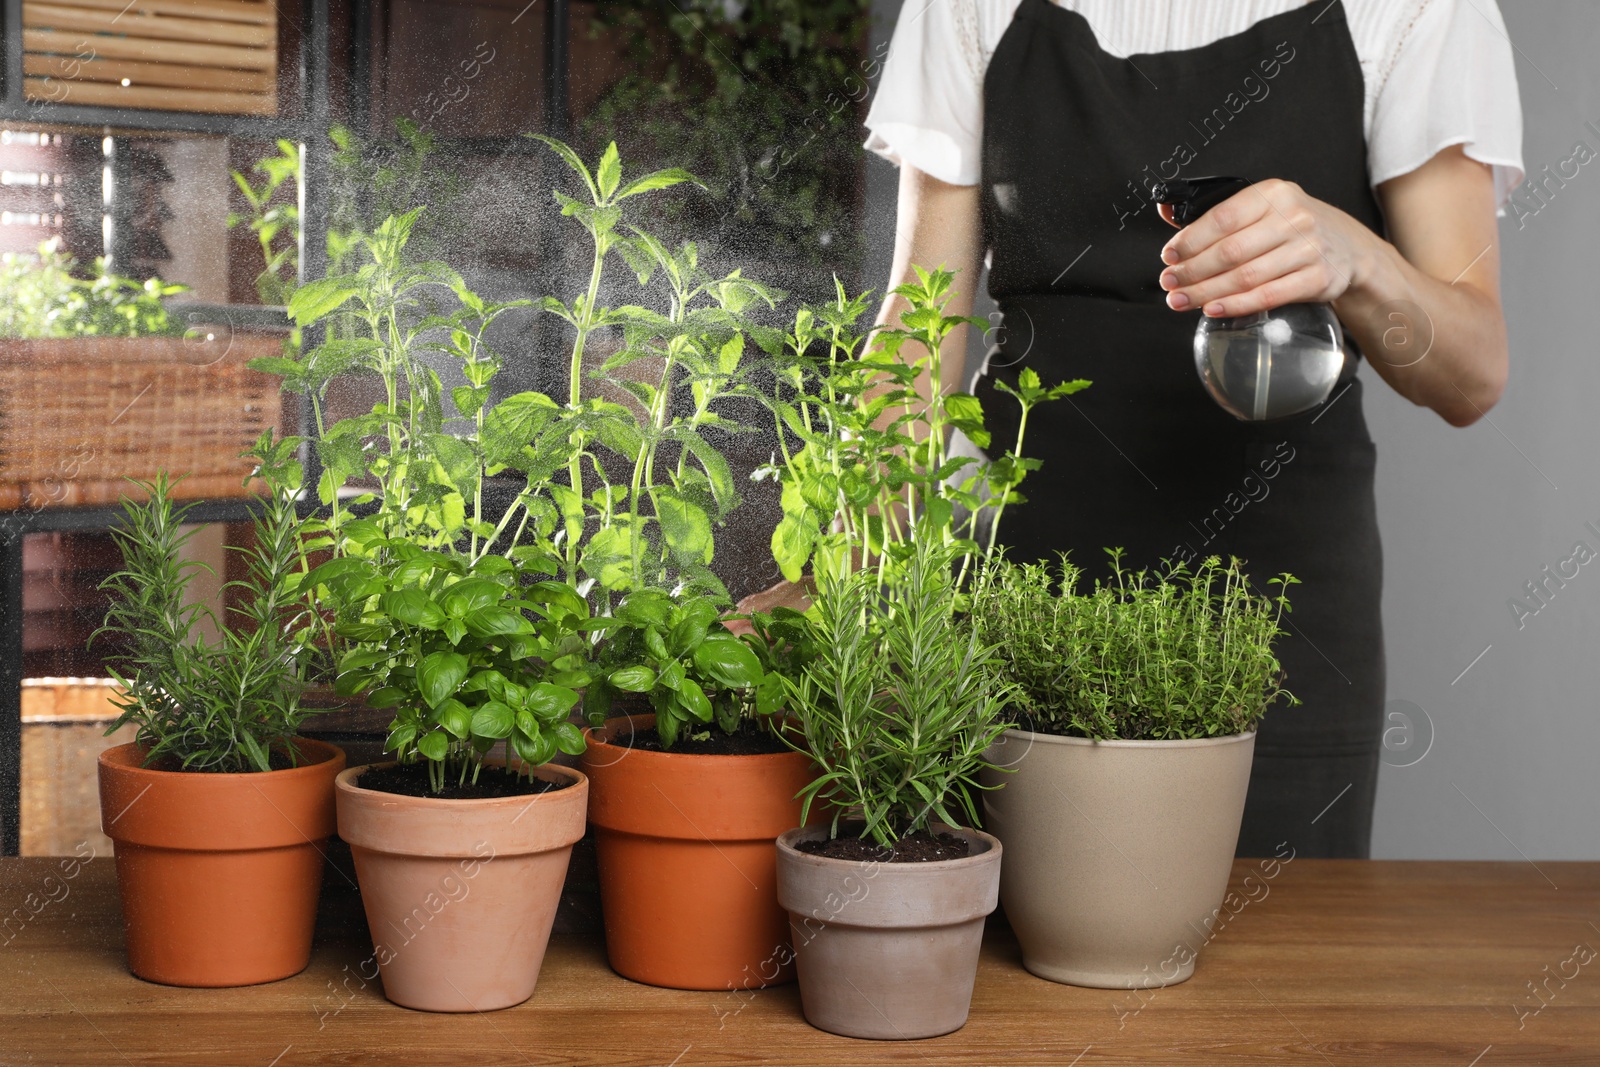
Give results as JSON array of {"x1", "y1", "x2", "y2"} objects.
[
  {"x1": 334, "y1": 760, "x2": 588, "y2": 1012},
  {"x1": 97, "y1": 738, "x2": 346, "y2": 987},
  {"x1": 775, "y1": 824, "x2": 1002, "y2": 1040},
  {"x1": 980, "y1": 728, "x2": 1257, "y2": 988},
  {"x1": 580, "y1": 714, "x2": 817, "y2": 990}
]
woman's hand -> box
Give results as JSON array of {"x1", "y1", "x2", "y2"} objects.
[
  {"x1": 722, "y1": 576, "x2": 815, "y2": 637},
  {"x1": 1156, "y1": 179, "x2": 1380, "y2": 318},
  {"x1": 1155, "y1": 148, "x2": 1508, "y2": 426}
]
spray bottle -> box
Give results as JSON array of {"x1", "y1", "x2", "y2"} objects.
[{"x1": 1153, "y1": 176, "x2": 1345, "y2": 421}]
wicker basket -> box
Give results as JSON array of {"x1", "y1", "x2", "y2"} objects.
[{"x1": 0, "y1": 333, "x2": 286, "y2": 509}]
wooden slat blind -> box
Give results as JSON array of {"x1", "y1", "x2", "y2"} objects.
[{"x1": 22, "y1": 0, "x2": 277, "y2": 117}]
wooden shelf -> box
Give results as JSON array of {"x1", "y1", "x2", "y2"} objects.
[{"x1": 2, "y1": 857, "x2": 1598, "y2": 1063}]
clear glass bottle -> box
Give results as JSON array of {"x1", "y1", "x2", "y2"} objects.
[{"x1": 1154, "y1": 177, "x2": 1345, "y2": 421}]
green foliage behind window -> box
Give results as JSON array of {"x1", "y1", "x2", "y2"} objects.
[
  {"x1": 582, "y1": 0, "x2": 871, "y2": 297},
  {"x1": 0, "y1": 241, "x2": 185, "y2": 340}
]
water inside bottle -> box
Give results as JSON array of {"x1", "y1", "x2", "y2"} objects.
[{"x1": 1193, "y1": 304, "x2": 1344, "y2": 421}]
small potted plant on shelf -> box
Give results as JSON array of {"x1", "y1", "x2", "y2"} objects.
[
  {"x1": 0, "y1": 240, "x2": 284, "y2": 511},
  {"x1": 94, "y1": 464, "x2": 343, "y2": 988},
  {"x1": 759, "y1": 266, "x2": 1085, "y2": 1039},
  {"x1": 515, "y1": 138, "x2": 817, "y2": 992},
  {"x1": 972, "y1": 551, "x2": 1298, "y2": 989}
]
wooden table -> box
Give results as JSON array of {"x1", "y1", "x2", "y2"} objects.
[{"x1": 3, "y1": 855, "x2": 1598, "y2": 1065}]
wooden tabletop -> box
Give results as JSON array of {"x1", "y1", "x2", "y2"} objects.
[{"x1": 3, "y1": 854, "x2": 1598, "y2": 1065}]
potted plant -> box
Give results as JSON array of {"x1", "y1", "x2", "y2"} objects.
[
  {"x1": 514, "y1": 139, "x2": 819, "y2": 991},
  {"x1": 775, "y1": 532, "x2": 1012, "y2": 1040},
  {"x1": 94, "y1": 466, "x2": 344, "y2": 987},
  {"x1": 759, "y1": 267, "x2": 1084, "y2": 1038},
  {"x1": 272, "y1": 206, "x2": 598, "y2": 1013},
  {"x1": 972, "y1": 552, "x2": 1298, "y2": 989}
]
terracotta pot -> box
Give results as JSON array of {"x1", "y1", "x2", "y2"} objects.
[
  {"x1": 580, "y1": 714, "x2": 816, "y2": 990},
  {"x1": 775, "y1": 824, "x2": 1002, "y2": 1040},
  {"x1": 980, "y1": 728, "x2": 1257, "y2": 988},
  {"x1": 335, "y1": 760, "x2": 588, "y2": 1012},
  {"x1": 97, "y1": 738, "x2": 346, "y2": 987}
]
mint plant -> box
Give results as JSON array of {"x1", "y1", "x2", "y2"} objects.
[
  {"x1": 250, "y1": 137, "x2": 797, "y2": 776},
  {"x1": 760, "y1": 266, "x2": 1089, "y2": 591}
]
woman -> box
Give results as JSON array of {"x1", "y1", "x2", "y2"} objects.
[{"x1": 751, "y1": 0, "x2": 1523, "y2": 858}]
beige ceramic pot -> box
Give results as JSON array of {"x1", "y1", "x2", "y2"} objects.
[
  {"x1": 981, "y1": 728, "x2": 1256, "y2": 988},
  {"x1": 775, "y1": 824, "x2": 1001, "y2": 1040},
  {"x1": 335, "y1": 761, "x2": 588, "y2": 1012}
]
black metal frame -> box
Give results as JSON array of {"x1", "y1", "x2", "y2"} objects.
[{"x1": 0, "y1": 0, "x2": 573, "y2": 855}]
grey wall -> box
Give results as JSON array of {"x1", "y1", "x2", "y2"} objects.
[
  {"x1": 863, "y1": 0, "x2": 1600, "y2": 859},
  {"x1": 1368, "y1": 0, "x2": 1600, "y2": 861}
]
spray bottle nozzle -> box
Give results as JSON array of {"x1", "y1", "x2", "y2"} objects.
[{"x1": 1151, "y1": 176, "x2": 1252, "y2": 226}]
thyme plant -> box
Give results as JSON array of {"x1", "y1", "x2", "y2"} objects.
[
  {"x1": 96, "y1": 469, "x2": 316, "y2": 772},
  {"x1": 971, "y1": 552, "x2": 1300, "y2": 740}
]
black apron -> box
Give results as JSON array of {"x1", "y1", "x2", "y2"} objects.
[{"x1": 979, "y1": 0, "x2": 1385, "y2": 858}]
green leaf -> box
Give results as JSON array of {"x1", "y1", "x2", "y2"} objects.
[
  {"x1": 238, "y1": 731, "x2": 270, "y2": 773},
  {"x1": 616, "y1": 167, "x2": 702, "y2": 201},
  {"x1": 772, "y1": 513, "x2": 817, "y2": 584},
  {"x1": 482, "y1": 391, "x2": 560, "y2": 465},
  {"x1": 693, "y1": 635, "x2": 764, "y2": 689},
  {"x1": 755, "y1": 673, "x2": 784, "y2": 717},
  {"x1": 463, "y1": 606, "x2": 531, "y2": 638},
  {"x1": 528, "y1": 135, "x2": 599, "y2": 201},
  {"x1": 526, "y1": 682, "x2": 580, "y2": 722},
  {"x1": 418, "y1": 651, "x2": 470, "y2": 708},
  {"x1": 595, "y1": 142, "x2": 621, "y2": 199},
  {"x1": 609, "y1": 665, "x2": 657, "y2": 693},
  {"x1": 416, "y1": 730, "x2": 449, "y2": 762},
  {"x1": 367, "y1": 686, "x2": 406, "y2": 709},
  {"x1": 247, "y1": 356, "x2": 305, "y2": 379},
  {"x1": 654, "y1": 487, "x2": 713, "y2": 564},
  {"x1": 381, "y1": 589, "x2": 447, "y2": 629},
  {"x1": 437, "y1": 698, "x2": 472, "y2": 739},
  {"x1": 511, "y1": 729, "x2": 555, "y2": 768},
  {"x1": 676, "y1": 677, "x2": 713, "y2": 722},
  {"x1": 668, "y1": 614, "x2": 708, "y2": 657},
  {"x1": 428, "y1": 433, "x2": 479, "y2": 492},
  {"x1": 441, "y1": 577, "x2": 504, "y2": 618},
  {"x1": 615, "y1": 589, "x2": 672, "y2": 628},
  {"x1": 553, "y1": 722, "x2": 587, "y2": 756},
  {"x1": 471, "y1": 701, "x2": 514, "y2": 739},
  {"x1": 287, "y1": 276, "x2": 358, "y2": 325},
  {"x1": 452, "y1": 384, "x2": 490, "y2": 418}
]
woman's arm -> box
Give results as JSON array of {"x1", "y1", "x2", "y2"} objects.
[
  {"x1": 875, "y1": 164, "x2": 985, "y2": 399},
  {"x1": 1156, "y1": 145, "x2": 1508, "y2": 427}
]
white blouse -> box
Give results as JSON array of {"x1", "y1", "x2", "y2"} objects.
[{"x1": 864, "y1": 0, "x2": 1525, "y2": 207}]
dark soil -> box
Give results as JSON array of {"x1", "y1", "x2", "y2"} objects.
[
  {"x1": 627, "y1": 720, "x2": 792, "y2": 756},
  {"x1": 147, "y1": 747, "x2": 302, "y2": 773},
  {"x1": 354, "y1": 762, "x2": 571, "y2": 800},
  {"x1": 798, "y1": 830, "x2": 972, "y2": 863}
]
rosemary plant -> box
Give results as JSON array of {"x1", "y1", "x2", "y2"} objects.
[
  {"x1": 784, "y1": 530, "x2": 1016, "y2": 848},
  {"x1": 96, "y1": 470, "x2": 316, "y2": 772},
  {"x1": 971, "y1": 552, "x2": 1300, "y2": 740}
]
